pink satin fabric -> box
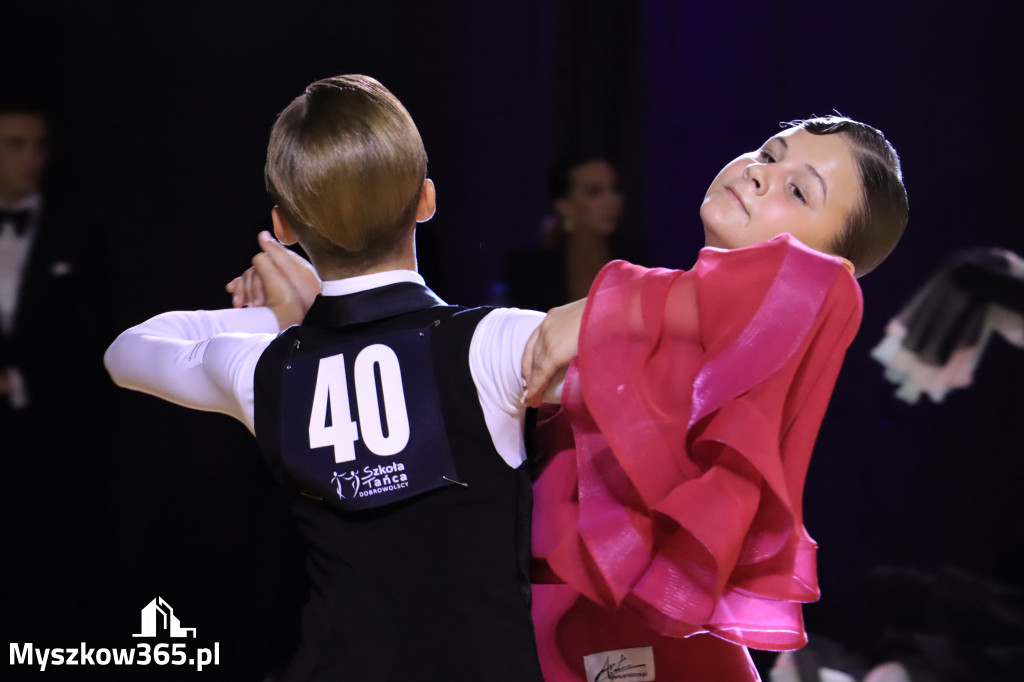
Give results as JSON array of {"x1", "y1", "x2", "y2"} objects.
[{"x1": 532, "y1": 235, "x2": 863, "y2": 681}]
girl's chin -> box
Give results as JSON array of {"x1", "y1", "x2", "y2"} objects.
[{"x1": 702, "y1": 225, "x2": 727, "y2": 249}]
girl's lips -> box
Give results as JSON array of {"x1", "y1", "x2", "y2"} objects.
[{"x1": 727, "y1": 186, "x2": 748, "y2": 215}]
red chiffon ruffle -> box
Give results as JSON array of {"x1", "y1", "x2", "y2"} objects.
[{"x1": 532, "y1": 235, "x2": 863, "y2": 681}]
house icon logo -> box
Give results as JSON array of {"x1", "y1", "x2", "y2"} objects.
[{"x1": 132, "y1": 597, "x2": 197, "y2": 638}]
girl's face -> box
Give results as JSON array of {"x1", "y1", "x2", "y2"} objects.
[
  {"x1": 700, "y1": 128, "x2": 861, "y2": 255},
  {"x1": 555, "y1": 160, "x2": 623, "y2": 236}
]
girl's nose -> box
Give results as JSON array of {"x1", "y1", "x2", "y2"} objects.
[{"x1": 744, "y1": 162, "x2": 769, "y2": 194}]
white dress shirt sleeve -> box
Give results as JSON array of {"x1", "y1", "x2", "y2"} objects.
[
  {"x1": 105, "y1": 296, "x2": 557, "y2": 469},
  {"x1": 468, "y1": 307, "x2": 546, "y2": 469},
  {"x1": 103, "y1": 307, "x2": 281, "y2": 434}
]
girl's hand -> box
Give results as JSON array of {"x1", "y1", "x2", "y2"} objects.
[
  {"x1": 226, "y1": 231, "x2": 321, "y2": 329},
  {"x1": 521, "y1": 298, "x2": 586, "y2": 406}
]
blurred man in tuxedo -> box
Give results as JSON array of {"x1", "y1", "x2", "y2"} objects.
[
  {"x1": 2, "y1": 95, "x2": 107, "y2": 642},
  {"x1": 1, "y1": 98, "x2": 58, "y2": 408}
]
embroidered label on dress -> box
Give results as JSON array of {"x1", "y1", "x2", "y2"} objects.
[{"x1": 583, "y1": 646, "x2": 655, "y2": 681}]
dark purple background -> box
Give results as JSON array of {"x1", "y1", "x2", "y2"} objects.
[{"x1": 5, "y1": 1, "x2": 1022, "y2": 679}]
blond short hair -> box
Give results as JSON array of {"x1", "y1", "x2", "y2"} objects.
[{"x1": 265, "y1": 75, "x2": 427, "y2": 267}]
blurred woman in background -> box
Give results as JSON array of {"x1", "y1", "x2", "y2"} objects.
[{"x1": 505, "y1": 154, "x2": 624, "y2": 311}]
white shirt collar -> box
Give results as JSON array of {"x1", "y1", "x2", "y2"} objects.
[{"x1": 320, "y1": 269, "x2": 426, "y2": 297}]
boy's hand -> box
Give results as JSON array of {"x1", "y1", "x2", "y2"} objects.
[
  {"x1": 522, "y1": 298, "x2": 585, "y2": 407},
  {"x1": 226, "y1": 232, "x2": 321, "y2": 329}
]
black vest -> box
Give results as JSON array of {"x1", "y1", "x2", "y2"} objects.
[{"x1": 254, "y1": 283, "x2": 542, "y2": 681}]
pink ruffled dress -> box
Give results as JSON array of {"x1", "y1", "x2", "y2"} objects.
[{"x1": 531, "y1": 234, "x2": 863, "y2": 681}]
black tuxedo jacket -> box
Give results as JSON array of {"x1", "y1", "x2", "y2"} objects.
[
  {"x1": 2, "y1": 202, "x2": 99, "y2": 416},
  {"x1": 0, "y1": 197, "x2": 114, "y2": 460},
  {"x1": 3, "y1": 198, "x2": 112, "y2": 641}
]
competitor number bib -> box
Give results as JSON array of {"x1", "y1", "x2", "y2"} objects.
[{"x1": 279, "y1": 325, "x2": 459, "y2": 511}]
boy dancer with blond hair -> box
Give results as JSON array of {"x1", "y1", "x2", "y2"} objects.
[{"x1": 106, "y1": 75, "x2": 546, "y2": 681}]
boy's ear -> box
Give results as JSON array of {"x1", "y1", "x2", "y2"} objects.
[
  {"x1": 416, "y1": 179, "x2": 436, "y2": 223},
  {"x1": 271, "y1": 207, "x2": 299, "y2": 245}
]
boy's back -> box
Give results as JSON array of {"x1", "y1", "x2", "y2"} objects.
[{"x1": 256, "y1": 287, "x2": 540, "y2": 680}]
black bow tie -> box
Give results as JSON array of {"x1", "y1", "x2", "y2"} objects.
[{"x1": 0, "y1": 209, "x2": 33, "y2": 237}]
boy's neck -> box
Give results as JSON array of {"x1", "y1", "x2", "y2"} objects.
[
  {"x1": 313, "y1": 249, "x2": 418, "y2": 282},
  {"x1": 302, "y1": 226, "x2": 419, "y2": 282}
]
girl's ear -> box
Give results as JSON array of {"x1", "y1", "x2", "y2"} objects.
[
  {"x1": 840, "y1": 257, "x2": 856, "y2": 276},
  {"x1": 271, "y1": 207, "x2": 298, "y2": 245}
]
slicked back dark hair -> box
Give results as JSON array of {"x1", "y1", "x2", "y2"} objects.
[{"x1": 789, "y1": 116, "x2": 908, "y2": 277}]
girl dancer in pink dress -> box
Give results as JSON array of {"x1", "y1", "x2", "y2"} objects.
[{"x1": 522, "y1": 116, "x2": 908, "y2": 681}]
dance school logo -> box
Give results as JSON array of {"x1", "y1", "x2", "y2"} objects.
[
  {"x1": 583, "y1": 645, "x2": 655, "y2": 681},
  {"x1": 9, "y1": 597, "x2": 220, "y2": 672},
  {"x1": 331, "y1": 462, "x2": 410, "y2": 499}
]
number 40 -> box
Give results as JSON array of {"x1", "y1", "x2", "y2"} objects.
[{"x1": 308, "y1": 344, "x2": 410, "y2": 463}]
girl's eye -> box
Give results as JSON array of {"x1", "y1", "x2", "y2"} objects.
[
  {"x1": 790, "y1": 184, "x2": 807, "y2": 204},
  {"x1": 758, "y1": 150, "x2": 776, "y2": 163}
]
